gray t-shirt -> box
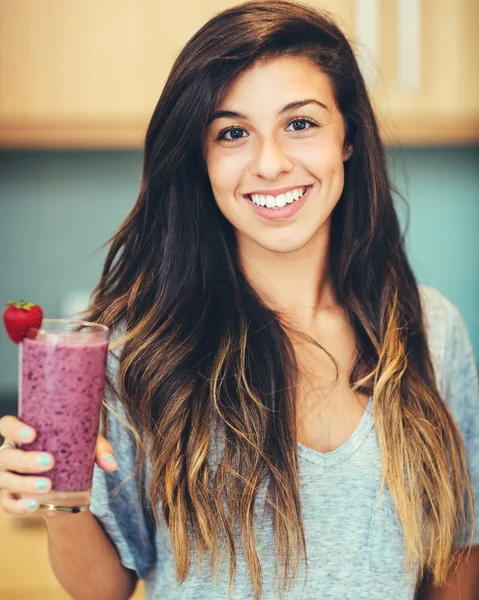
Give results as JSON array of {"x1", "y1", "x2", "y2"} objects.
[{"x1": 90, "y1": 285, "x2": 479, "y2": 599}]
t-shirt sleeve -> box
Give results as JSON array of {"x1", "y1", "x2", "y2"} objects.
[
  {"x1": 441, "y1": 296, "x2": 479, "y2": 547},
  {"x1": 89, "y1": 345, "x2": 156, "y2": 579}
]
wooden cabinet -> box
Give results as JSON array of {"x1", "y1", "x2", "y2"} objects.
[
  {"x1": 0, "y1": 0, "x2": 477, "y2": 148},
  {"x1": 373, "y1": 0, "x2": 479, "y2": 145}
]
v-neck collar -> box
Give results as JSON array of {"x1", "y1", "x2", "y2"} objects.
[{"x1": 297, "y1": 395, "x2": 374, "y2": 468}]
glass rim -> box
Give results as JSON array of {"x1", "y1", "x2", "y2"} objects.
[{"x1": 28, "y1": 318, "x2": 109, "y2": 335}]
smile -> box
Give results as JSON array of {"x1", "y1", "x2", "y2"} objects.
[
  {"x1": 243, "y1": 185, "x2": 313, "y2": 221},
  {"x1": 246, "y1": 186, "x2": 308, "y2": 209}
]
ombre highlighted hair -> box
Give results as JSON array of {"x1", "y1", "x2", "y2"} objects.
[{"x1": 82, "y1": 2, "x2": 475, "y2": 599}]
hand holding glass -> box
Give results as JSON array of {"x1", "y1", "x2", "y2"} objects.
[{"x1": 17, "y1": 319, "x2": 110, "y2": 516}]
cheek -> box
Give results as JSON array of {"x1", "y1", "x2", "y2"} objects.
[
  {"x1": 207, "y1": 151, "x2": 245, "y2": 198},
  {"x1": 296, "y1": 139, "x2": 344, "y2": 175},
  {"x1": 321, "y1": 159, "x2": 345, "y2": 204},
  {"x1": 206, "y1": 160, "x2": 242, "y2": 223},
  {"x1": 305, "y1": 154, "x2": 345, "y2": 217}
]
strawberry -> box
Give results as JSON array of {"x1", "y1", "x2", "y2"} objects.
[{"x1": 3, "y1": 299, "x2": 44, "y2": 344}]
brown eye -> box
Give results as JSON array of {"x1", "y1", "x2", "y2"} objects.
[
  {"x1": 287, "y1": 118, "x2": 317, "y2": 132},
  {"x1": 217, "y1": 127, "x2": 247, "y2": 143}
]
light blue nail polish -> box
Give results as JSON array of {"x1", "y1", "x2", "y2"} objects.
[
  {"x1": 36, "y1": 454, "x2": 51, "y2": 466},
  {"x1": 103, "y1": 453, "x2": 117, "y2": 463},
  {"x1": 21, "y1": 426, "x2": 33, "y2": 440},
  {"x1": 26, "y1": 500, "x2": 38, "y2": 510},
  {"x1": 35, "y1": 479, "x2": 48, "y2": 490}
]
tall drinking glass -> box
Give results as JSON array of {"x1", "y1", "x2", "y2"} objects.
[{"x1": 18, "y1": 319, "x2": 110, "y2": 516}]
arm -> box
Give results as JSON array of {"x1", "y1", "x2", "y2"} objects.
[
  {"x1": 44, "y1": 510, "x2": 138, "y2": 600},
  {"x1": 417, "y1": 291, "x2": 479, "y2": 599},
  {"x1": 416, "y1": 545, "x2": 479, "y2": 600}
]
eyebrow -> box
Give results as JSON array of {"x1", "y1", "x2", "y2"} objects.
[{"x1": 207, "y1": 99, "x2": 330, "y2": 125}]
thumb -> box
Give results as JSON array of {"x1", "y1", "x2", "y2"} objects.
[{"x1": 95, "y1": 434, "x2": 118, "y2": 472}]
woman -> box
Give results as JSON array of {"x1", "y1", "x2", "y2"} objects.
[{"x1": 0, "y1": 1, "x2": 478, "y2": 598}]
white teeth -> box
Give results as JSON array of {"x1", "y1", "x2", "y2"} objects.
[
  {"x1": 250, "y1": 186, "x2": 307, "y2": 209},
  {"x1": 265, "y1": 195, "x2": 275, "y2": 208}
]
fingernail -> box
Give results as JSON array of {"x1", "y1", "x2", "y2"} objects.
[
  {"x1": 103, "y1": 453, "x2": 117, "y2": 464},
  {"x1": 34, "y1": 479, "x2": 49, "y2": 491},
  {"x1": 36, "y1": 454, "x2": 52, "y2": 467},
  {"x1": 25, "y1": 499, "x2": 38, "y2": 511},
  {"x1": 21, "y1": 426, "x2": 34, "y2": 440}
]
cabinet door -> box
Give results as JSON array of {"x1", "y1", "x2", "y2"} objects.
[
  {"x1": 371, "y1": 0, "x2": 479, "y2": 144},
  {"x1": 0, "y1": 0, "x2": 477, "y2": 147},
  {"x1": 0, "y1": 0, "x2": 245, "y2": 147},
  {"x1": 0, "y1": 0, "x2": 353, "y2": 148}
]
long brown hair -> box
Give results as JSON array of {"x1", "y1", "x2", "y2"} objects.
[{"x1": 82, "y1": 2, "x2": 475, "y2": 598}]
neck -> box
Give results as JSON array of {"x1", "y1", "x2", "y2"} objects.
[{"x1": 237, "y1": 222, "x2": 338, "y2": 329}]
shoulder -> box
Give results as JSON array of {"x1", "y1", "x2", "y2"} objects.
[
  {"x1": 418, "y1": 284, "x2": 478, "y2": 419},
  {"x1": 102, "y1": 319, "x2": 141, "y2": 457},
  {"x1": 417, "y1": 284, "x2": 454, "y2": 397},
  {"x1": 418, "y1": 283, "x2": 460, "y2": 350}
]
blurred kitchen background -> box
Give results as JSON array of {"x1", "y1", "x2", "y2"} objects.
[{"x1": 0, "y1": 0, "x2": 478, "y2": 598}]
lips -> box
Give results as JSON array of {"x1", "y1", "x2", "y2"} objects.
[
  {"x1": 244, "y1": 185, "x2": 308, "y2": 198},
  {"x1": 243, "y1": 184, "x2": 313, "y2": 221}
]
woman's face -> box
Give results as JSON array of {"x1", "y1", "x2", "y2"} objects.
[{"x1": 203, "y1": 56, "x2": 351, "y2": 255}]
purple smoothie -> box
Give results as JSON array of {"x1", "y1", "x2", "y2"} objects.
[{"x1": 19, "y1": 333, "x2": 109, "y2": 491}]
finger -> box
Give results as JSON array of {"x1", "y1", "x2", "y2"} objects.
[
  {"x1": 0, "y1": 447, "x2": 54, "y2": 474},
  {"x1": 95, "y1": 435, "x2": 118, "y2": 471},
  {"x1": 2, "y1": 491, "x2": 39, "y2": 516},
  {"x1": 0, "y1": 415, "x2": 36, "y2": 445},
  {"x1": 0, "y1": 470, "x2": 51, "y2": 495}
]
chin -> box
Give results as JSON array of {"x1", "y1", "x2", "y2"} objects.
[{"x1": 250, "y1": 232, "x2": 317, "y2": 254}]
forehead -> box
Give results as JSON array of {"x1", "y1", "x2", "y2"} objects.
[{"x1": 217, "y1": 56, "x2": 336, "y2": 112}]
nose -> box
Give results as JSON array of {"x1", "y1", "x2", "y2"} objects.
[{"x1": 249, "y1": 136, "x2": 293, "y2": 180}]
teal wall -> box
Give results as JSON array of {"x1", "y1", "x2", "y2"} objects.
[{"x1": 0, "y1": 147, "x2": 478, "y2": 395}]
